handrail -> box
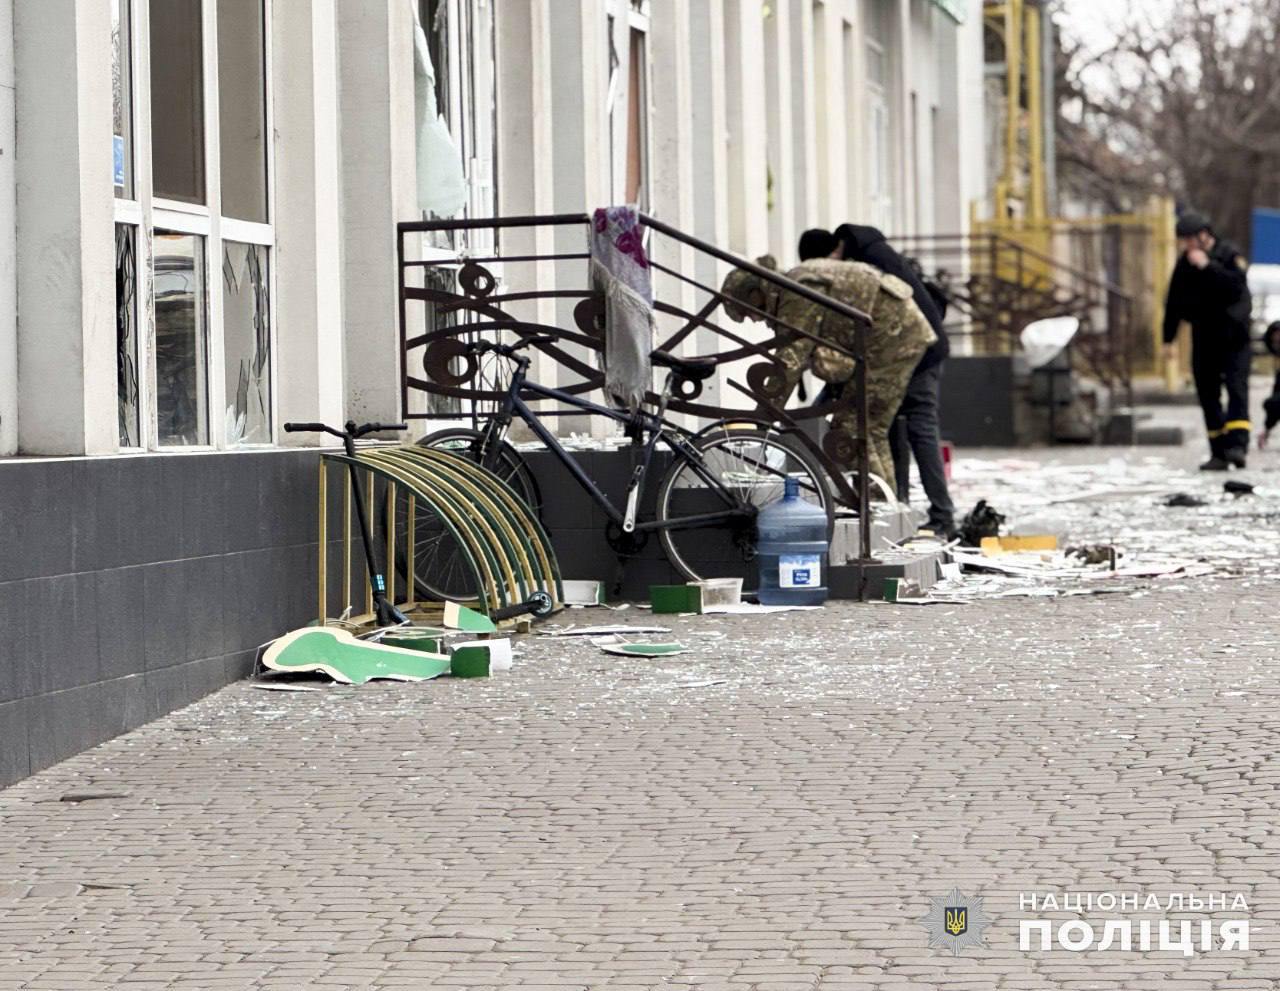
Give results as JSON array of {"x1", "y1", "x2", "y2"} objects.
[
  {"x1": 896, "y1": 230, "x2": 1132, "y2": 299},
  {"x1": 396, "y1": 211, "x2": 875, "y2": 532},
  {"x1": 398, "y1": 211, "x2": 874, "y2": 329},
  {"x1": 638, "y1": 213, "x2": 873, "y2": 327}
]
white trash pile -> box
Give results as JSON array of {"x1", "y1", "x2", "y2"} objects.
[{"x1": 926, "y1": 454, "x2": 1280, "y2": 600}]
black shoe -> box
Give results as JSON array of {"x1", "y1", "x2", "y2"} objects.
[
  {"x1": 1224, "y1": 448, "x2": 1247, "y2": 469},
  {"x1": 1199, "y1": 457, "x2": 1230, "y2": 471}
]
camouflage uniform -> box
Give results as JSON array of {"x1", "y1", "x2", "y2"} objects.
[{"x1": 722, "y1": 257, "x2": 936, "y2": 483}]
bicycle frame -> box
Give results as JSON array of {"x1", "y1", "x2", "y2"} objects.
[{"x1": 478, "y1": 358, "x2": 752, "y2": 534}]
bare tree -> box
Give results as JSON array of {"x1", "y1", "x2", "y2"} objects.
[{"x1": 1055, "y1": 0, "x2": 1280, "y2": 251}]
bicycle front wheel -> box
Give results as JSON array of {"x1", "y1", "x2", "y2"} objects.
[{"x1": 656, "y1": 428, "x2": 833, "y2": 585}]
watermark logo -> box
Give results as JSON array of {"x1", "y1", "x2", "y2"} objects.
[
  {"x1": 922, "y1": 888, "x2": 990, "y2": 956},
  {"x1": 1018, "y1": 891, "x2": 1250, "y2": 955}
]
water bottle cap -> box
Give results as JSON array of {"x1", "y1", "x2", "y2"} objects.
[{"x1": 784, "y1": 477, "x2": 799, "y2": 500}]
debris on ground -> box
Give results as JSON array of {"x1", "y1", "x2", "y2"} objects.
[
  {"x1": 980, "y1": 534, "x2": 1058, "y2": 555},
  {"x1": 700, "y1": 603, "x2": 823, "y2": 615},
  {"x1": 562, "y1": 580, "x2": 606, "y2": 606},
  {"x1": 1165, "y1": 492, "x2": 1208, "y2": 507},
  {"x1": 250, "y1": 682, "x2": 324, "y2": 693},
  {"x1": 59, "y1": 791, "x2": 129, "y2": 803},
  {"x1": 262, "y1": 628, "x2": 451, "y2": 685},
  {"x1": 599, "y1": 642, "x2": 689, "y2": 658},
  {"x1": 651, "y1": 585, "x2": 704, "y2": 614},
  {"x1": 450, "y1": 639, "x2": 513, "y2": 677},
  {"x1": 1065, "y1": 544, "x2": 1118, "y2": 567},
  {"x1": 442, "y1": 602, "x2": 498, "y2": 633},
  {"x1": 898, "y1": 452, "x2": 1280, "y2": 602},
  {"x1": 540, "y1": 624, "x2": 673, "y2": 637},
  {"x1": 958, "y1": 500, "x2": 1006, "y2": 546}
]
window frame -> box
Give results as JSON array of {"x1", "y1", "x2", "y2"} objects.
[
  {"x1": 116, "y1": 0, "x2": 277, "y2": 453},
  {"x1": 605, "y1": 0, "x2": 652, "y2": 210},
  {"x1": 418, "y1": 0, "x2": 500, "y2": 261},
  {"x1": 864, "y1": 1, "x2": 896, "y2": 232},
  {"x1": 114, "y1": 0, "x2": 147, "y2": 451}
]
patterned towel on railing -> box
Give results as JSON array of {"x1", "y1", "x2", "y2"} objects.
[{"x1": 589, "y1": 206, "x2": 654, "y2": 411}]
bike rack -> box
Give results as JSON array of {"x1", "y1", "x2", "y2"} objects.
[{"x1": 315, "y1": 446, "x2": 563, "y2": 625}]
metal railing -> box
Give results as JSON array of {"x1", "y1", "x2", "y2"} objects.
[
  {"x1": 894, "y1": 231, "x2": 1138, "y2": 420},
  {"x1": 396, "y1": 213, "x2": 879, "y2": 523}
]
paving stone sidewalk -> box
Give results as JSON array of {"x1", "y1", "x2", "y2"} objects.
[{"x1": 2, "y1": 445, "x2": 1280, "y2": 989}]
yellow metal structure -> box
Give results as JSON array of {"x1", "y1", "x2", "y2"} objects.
[{"x1": 980, "y1": 1, "x2": 1183, "y2": 381}]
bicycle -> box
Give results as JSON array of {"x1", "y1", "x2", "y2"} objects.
[{"x1": 402, "y1": 335, "x2": 833, "y2": 599}]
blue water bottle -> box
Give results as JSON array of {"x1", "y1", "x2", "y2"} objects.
[{"x1": 755, "y1": 477, "x2": 829, "y2": 606}]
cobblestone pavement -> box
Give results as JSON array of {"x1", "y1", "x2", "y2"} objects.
[{"x1": 3, "y1": 441, "x2": 1280, "y2": 990}]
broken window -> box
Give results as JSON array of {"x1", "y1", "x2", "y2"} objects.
[
  {"x1": 222, "y1": 241, "x2": 272, "y2": 446},
  {"x1": 115, "y1": 224, "x2": 141, "y2": 447}
]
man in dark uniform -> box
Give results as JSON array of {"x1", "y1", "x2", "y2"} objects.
[
  {"x1": 1163, "y1": 212, "x2": 1253, "y2": 470},
  {"x1": 799, "y1": 225, "x2": 956, "y2": 536},
  {"x1": 1261, "y1": 321, "x2": 1280, "y2": 450}
]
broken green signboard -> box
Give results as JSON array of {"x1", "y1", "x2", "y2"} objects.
[{"x1": 263, "y1": 628, "x2": 451, "y2": 685}]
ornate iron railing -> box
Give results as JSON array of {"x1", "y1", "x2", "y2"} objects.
[{"x1": 396, "y1": 212, "x2": 877, "y2": 517}]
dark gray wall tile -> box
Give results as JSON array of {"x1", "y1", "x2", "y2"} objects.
[
  {"x1": 169, "y1": 455, "x2": 228, "y2": 559},
  {"x1": 0, "y1": 580, "x2": 32, "y2": 703},
  {"x1": 224, "y1": 649, "x2": 257, "y2": 682},
  {"x1": 184, "y1": 555, "x2": 226, "y2": 660},
  {"x1": 28, "y1": 573, "x2": 99, "y2": 695},
  {"x1": 0, "y1": 700, "x2": 29, "y2": 788},
  {"x1": 142, "y1": 561, "x2": 189, "y2": 671},
  {"x1": 88, "y1": 458, "x2": 173, "y2": 569},
  {"x1": 145, "y1": 657, "x2": 226, "y2": 722},
  {"x1": 27, "y1": 675, "x2": 145, "y2": 776},
  {"x1": 0, "y1": 460, "x2": 78, "y2": 581},
  {"x1": 96, "y1": 567, "x2": 146, "y2": 681}
]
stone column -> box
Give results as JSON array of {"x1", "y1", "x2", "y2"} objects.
[
  {"x1": 337, "y1": 0, "x2": 416, "y2": 426},
  {"x1": 14, "y1": 0, "x2": 116, "y2": 455},
  {"x1": 272, "y1": 0, "x2": 346, "y2": 439}
]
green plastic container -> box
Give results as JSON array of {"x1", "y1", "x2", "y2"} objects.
[
  {"x1": 650, "y1": 585, "x2": 702, "y2": 614},
  {"x1": 449, "y1": 645, "x2": 491, "y2": 678}
]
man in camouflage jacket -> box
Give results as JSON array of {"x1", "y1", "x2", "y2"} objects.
[{"x1": 721, "y1": 256, "x2": 936, "y2": 484}]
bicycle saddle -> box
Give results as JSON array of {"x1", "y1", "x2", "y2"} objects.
[{"x1": 650, "y1": 349, "x2": 717, "y2": 382}]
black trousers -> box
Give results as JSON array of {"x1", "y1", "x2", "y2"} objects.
[
  {"x1": 1191, "y1": 335, "x2": 1251, "y2": 455},
  {"x1": 888, "y1": 362, "x2": 955, "y2": 529}
]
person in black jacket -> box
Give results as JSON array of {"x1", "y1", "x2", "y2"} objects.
[
  {"x1": 800, "y1": 225, "x2": 955, "y2": 536},
  {"x1": 1261, "y1": 322, "x2": 1280, "y2": 451},
  {"x1": 1163, "y1": 212, "x2": 1253, "y2": 470}
]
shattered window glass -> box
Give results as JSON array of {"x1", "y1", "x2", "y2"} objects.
[
  {"x1": 115, "y1": 224, "x2": 141, "y2": 447},
  {"x1": 154, "y1": 232, "x2": 210, "y2": 446},
  {"x1": 222, "y1": 241, "x2": 272, "y2": 445},
  {"x1": 425, "y1": 265, "x2": 460, "y2": 417}
]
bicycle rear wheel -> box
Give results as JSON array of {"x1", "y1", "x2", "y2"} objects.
[
  {"x1": 394, "y1": 428, "x2": 541, "y2": 602},
  {"x1": 656, "y1": 427, "x2": 832, "y2": 586}
]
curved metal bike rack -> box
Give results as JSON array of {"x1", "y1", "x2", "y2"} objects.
[{"x1": 316, "y1": 445, "x2": 563, "y2": 624}]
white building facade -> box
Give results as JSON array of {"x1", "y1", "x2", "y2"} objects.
[
  {"x1": 0, "y1": 0, "x2": 984, "y2": 458},
  {"x1": 0, "y1": 0, "x2": 983, "y2": 782}
]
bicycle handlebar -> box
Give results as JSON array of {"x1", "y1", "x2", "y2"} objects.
[
  {"x1": 284, "y1": 421, "x2": 408, "y2": 439},
  {"x1": 464, "y1": 334, "x2": 556, "y2": 358}
]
